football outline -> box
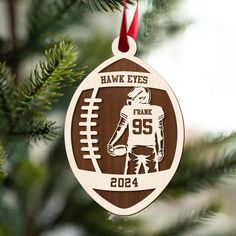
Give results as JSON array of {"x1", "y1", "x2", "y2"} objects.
[{"x1": 64, "y1": 37, "x2": 185, "y2": 215}]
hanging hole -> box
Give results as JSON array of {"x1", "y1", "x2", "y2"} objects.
[
  {"x1": 119, "y1": 45, "x2": 130, "y2": 53},
  {"x1": 112, "y1": 36, "x2": 137, "y2": 57}
]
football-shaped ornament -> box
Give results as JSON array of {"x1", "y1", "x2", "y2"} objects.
[{"x1": 65, "y1": 37, "x2": 184, "y2": 215}]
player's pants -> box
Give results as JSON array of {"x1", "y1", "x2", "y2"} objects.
[{"x1": 125, "y1": 146, "x2": 157, "y2": 174}]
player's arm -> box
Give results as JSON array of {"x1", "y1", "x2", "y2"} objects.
[
  {"x1": 155, "y1": 110, "x2": 165, "y2": 161},
  {"x1": 156, "y1": 120, "x2": 164, "y2": 148},
  {"x1": 107, "y1": 113, "x2": 128, "y2": 156}
]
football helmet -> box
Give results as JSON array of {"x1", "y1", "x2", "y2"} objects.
[{"x1": 127, "y1": 87, "x2": 151, "y2": 105}]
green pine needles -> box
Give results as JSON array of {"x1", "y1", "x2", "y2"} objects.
[
  {"x1": 28, "y1": 0, "x2": 84, "y2": 41},
  {"x1": 0, "y1": 62, "x2": 15, "y2": 131},
  {"x1": 0, "y1": 41, "x2": 83, "y2": 143},
  {"x1": 156, "y1": 202, "x2": 221, "y2": 236},
  {"x1": 168, "y1": 152, "x2": 236, "y2": 196},
  {"x1": 0, "y1": 1, "x2": 236, "y2": 235},
  {"x1": 16, "y1": 42, "x2": 82, "y2": 116},
  {"x1": 28, "y1": 0, "x2": 132, "y2": 44},
  {"x1": 0, "y1": 144, "x2": 5, "y2": 180},
  {"x1": 84, "y1": 0, "x2": 132, "y2": 11},
  {"x1": 164, "y1": 134, "x2": 236, "y2": 198}
]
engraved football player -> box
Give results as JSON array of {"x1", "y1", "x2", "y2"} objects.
[{"x1": 107, "y1": 87, "x2": 165, "y2": 174}]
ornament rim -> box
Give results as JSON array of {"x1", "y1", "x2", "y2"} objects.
[{"x1": 64, "y1": 50, "x2": 185, "y2": 216}]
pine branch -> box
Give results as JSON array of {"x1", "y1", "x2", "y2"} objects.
[
  {"x1": 162, "y1": 132, "x2": 236, "y2": 198},
  {"x1": 138, "y1": 0, "x2": 189, "y2": 55},
  {"x1": 0, "y1": 42, "x2": 82, "y2": 143},
  {"x1": 165, "y1": 152, "x2": 236, "y2": 197},
  {"x1": 28, "y1": 0, "x2": 83, "y2": 42},
  {"x1": 155, "y1": 202, "x2": 220, "y2": 236},
  {"x1": 0, "y1": 143, "x2": 6, "y2": 180},
  {"x1": 7, "y1": 0, "x2": 19, "y2": 84},
  {"x1": 0, "y1": 62, "x2": 15, "y2": 131},
  {"x1": 30, "y1": 121, "x2": 60, "y2": 142},
  {"x1": 27, "y1": 0, "x2": 133, "y2": 44},
  {"x1": 188, "y1": 132, "x2": 236, "y2": 155},
  {"x1": 176, "y1": 132, "x2": 236, "y2": 173},
  {"x1": 15, "y1": 120, "x2": 60, "y2": 142},
  {"x1": 83, "y1": 0, "x2": 133, "y2": 11},
  {"x1": 15, "y1": 41, "x2": 83, "y2": 118}
]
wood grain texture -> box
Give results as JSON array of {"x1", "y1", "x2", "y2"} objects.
[
  {"x1": 100, "y1": 58, "x2": 149, "y2": 73},
  {"x1": 94, "y1": 189, "x2": 154, "y2": 209},
  {"x1": 72, "y1": 87, "x2": 177, "y2": 173}
]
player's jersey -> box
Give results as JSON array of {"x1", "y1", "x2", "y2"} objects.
[{"x1": 120, "y1": 104, "x2": 164, "y2": 147}]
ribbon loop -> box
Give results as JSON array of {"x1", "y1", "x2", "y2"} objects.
[{"x1": 118, "y1": 0, "x2": 139, "y2": 52}]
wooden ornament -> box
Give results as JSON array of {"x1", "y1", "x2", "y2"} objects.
[{"x1": 65, "y1": 37, "x2": 184, "y2": 215}]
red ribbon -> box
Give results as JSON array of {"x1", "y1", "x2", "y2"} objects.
[{"x1": 118, "y1": 0, "x2": 139, "y2": 52}]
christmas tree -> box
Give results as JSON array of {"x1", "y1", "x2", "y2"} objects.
[{"x1": 0, "y1": 0, "x2": 236, "y2": 235}]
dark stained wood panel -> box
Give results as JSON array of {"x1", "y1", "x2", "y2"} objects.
[
  {"x1": 100, "y1": 58, "x2": 150, "y2": 73},
  {"x1": 94, "y1": 189, "x2": 154, "y2": 209},
  {"x1": 71, "y1": 87, "x2": 177, "y2": 173}
]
